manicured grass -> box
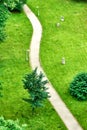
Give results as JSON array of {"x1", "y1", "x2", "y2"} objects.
[
  {"x1": 28, "y1": 0, "x2": 87, "y2": 129},
  {"x1": 0, "y1": 10, "x2": 67, "y2": 129}
]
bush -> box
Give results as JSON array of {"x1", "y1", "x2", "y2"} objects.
[
  {"x1": 0, "y1": 5, "x2": 8, "y2": 42},
  {"x1": 3, "y1": 0, "x2": 26, "y2": 12},
  {"x1": 0, "y1": 116, "x2": 27, "y2": 130},
  {"x1": 0, "y1": 0, "x2": 25, "y2": 42},
  {"x1": 69, "y1": 72, "x2": 87, "y2": 100}
]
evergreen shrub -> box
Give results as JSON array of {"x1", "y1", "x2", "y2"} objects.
[
  {"x1": 0, "y1": 116, "x2": 27, "y2": 130},
  {"x1": 23, "y1": 68, "x2": 50, "y2": 111},
  {"x1": 3, "y1": 0, "x2": 26, "y2": 12},
  {"x1": 69, "y1": 72, "x2": 87, "y2": 100}
]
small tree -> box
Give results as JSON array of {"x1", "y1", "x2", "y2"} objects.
[
  {"x1": 23, "y1": 68, "x2": 50, "y2": 112},
  {"x1": 69, "y1": 72, "x2": 87, "y2": 100}
]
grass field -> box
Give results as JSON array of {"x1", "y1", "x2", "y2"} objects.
[
  {"x1": 0, "y1": 8, "x2": 67, "y2": 130},
  {"x1": 28, "y1": 0, "x2": 87, "y2": 129}
]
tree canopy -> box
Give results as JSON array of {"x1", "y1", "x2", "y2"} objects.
[{"x1": 23, "y1": 68, "x2": 50, "y2": 112}]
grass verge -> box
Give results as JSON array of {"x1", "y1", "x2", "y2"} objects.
[
  {"x1": 0, "y1": 9, "x2": 67, "y2": 130},
  {"x1": 28, "y1": 0, "x2": 87, "y2": 129}
]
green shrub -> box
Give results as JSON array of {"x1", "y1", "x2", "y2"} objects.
[
  {"x1": 3, "y1": 0, "x2": 26, "y2": 12},
  {"x1": 0, "y1": 5, "x2": 8, "y2": 42},
  {"x1": 69, "y1": 72, "x2": 87, "y2": 100},
  {"x1": 0, "y1": 0, "x2": 26, "y2": 42},
  {"x1": 0, "y1": 116, "x2": 27, "y2": 130},
  {"x1": 23, "y1": 68, "x2": 50, "y2": 112}
]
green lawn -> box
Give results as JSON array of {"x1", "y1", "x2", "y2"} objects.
[
  {"x1": 28, "y1": 0, "x2": 87, "y2": 129},
  {"x1": 0, "y1": 9, "x2": 67, "y2": 130}
]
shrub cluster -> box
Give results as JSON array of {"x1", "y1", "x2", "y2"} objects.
[
  {"x1": 69, "y1": 72, "x2": 87, "y2": 100},
  {"x1": 0, "y1": 116, "x2": 27, "y2": 130},
  {"x1": 0, "y1": 5, "x2": 8, "y2": 42},
  {"x1": 3, "y1": 0, "x2": 26, "y2": 12},
  {"x1": 0, "y1": 0, "x2": 26, "y2": 42}
]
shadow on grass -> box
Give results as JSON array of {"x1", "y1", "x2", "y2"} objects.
[{"x1": 71, "y1": 0, "x2": 87, "y2": 3}]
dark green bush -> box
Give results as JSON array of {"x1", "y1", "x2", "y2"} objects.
[
  {"x1": 0, "y1": 5, "x2": 8, "y2": 42},
  {"x1": 3, "y1": 0, "x2": 26, "y2": 12},
  {"x1": 69, "y1": 72, "x2": 87, "y2": 100},
  {"x1": 0, "y1": 0, "x2": 25, "y2": 42}
]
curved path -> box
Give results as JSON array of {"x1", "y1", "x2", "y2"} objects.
[{"x1": 23, "y1": 4, "x2": 83, "y2": 130}]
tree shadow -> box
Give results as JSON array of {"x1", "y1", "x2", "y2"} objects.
[{"x1": 71, "y1": 0, "x2": 87, "y2": 3}]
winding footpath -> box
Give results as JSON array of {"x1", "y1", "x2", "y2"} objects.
[{"x1": 23, "y1": 4, "x2": 83, "y2": 130}]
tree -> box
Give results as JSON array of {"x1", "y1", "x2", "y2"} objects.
[
  {"x1": 23, "y1": 68, "x2": 50, "y2": 112},
  {"x1": 69, "y1": 72, "x2": 87, "y2": 100}
]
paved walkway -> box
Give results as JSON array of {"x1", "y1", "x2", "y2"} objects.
[{"x1": 23, "y1": 4, "x2": 83, "y2": 130}]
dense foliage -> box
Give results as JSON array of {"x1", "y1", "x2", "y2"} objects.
[
  {"x1": 3, "y1": 0, "x2": 26, "y2": 12},
  {"x1": 0, "y1": 116, "x2": 27, "y2": 130},
  {"x1": 0, "y1": 0, "x2": 26, "y2": 42},
  {"x1": 0, "y1": 5, "x2": 8, "y2": 42},
  {"x1": 23, "y1": 68, "x2": 50, "y2": 111},
  {"x1": 69, "y1": 72, "x2": 87, "y2": 100}
]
